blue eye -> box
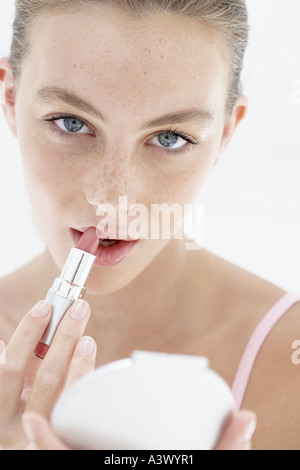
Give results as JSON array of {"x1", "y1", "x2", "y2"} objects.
[
  {"x1": 60, "y1": 117, "x2": 85, "y2": 133},
  {"x1": 44, "y1": 115, "x2": 94, "y2": 136},
  {"x1": 148, "y1": 130, "x2": 198, "y2": 152},
  {"x1": 156, "y1": 132, "x2": 186, "y2": 149}
]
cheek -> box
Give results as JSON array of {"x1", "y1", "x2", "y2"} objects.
[
  {"x1": 137, "y1": 149, "x2": 216, "y2": 240},
  {"x1": 19, "y1": 129, "x2": 81, "y2": 208},
  {"x1": 145, "y1": 144, "x2": 218, "y2": 207}
]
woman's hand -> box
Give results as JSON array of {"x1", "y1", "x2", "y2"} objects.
[
  {"x1": 214, "y1": 410, "x2": 257, "y2": 450},
  {"x1": 22, "y1": 412, "x2": 70, "y2": 450},
  {"x1": 0, "y1": 299, "x2": 97, "y2": 450},
  {"x1": 0, "y1": 298, "x2": 256, "y2": 450},
  {"x1": 21, "y1": 410, "x2": 257, "y2": 451}
]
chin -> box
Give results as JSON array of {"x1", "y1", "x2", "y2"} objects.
[{"x1": 84, "y1": 266, "x2": 142, "y2": 296}]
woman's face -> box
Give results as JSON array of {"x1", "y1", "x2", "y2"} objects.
[{"x1": 3, "y1": 4, "x2": 246, "y2": 294}]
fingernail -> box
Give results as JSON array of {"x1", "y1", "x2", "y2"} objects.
[
  {"x1": 26, "y1": 442, "x2": 39, "y2": 451},
  {"x1": 69, "y1": 300, "x2": 89, "y2": 320},
  {"x1": 76, "y1": 336, "x2": 96, "y2": 356},
  {"x1": 22, "y1": 414, "x2": 38, "y2": 442},
  {"x1": 30, "y1": 301, "x2": 51, "y2": 319},
  {"x1": 241, "y1": 441, "x2": 252, "y2": 450},
  {"x1": 243, "y1": 415, "x2": 257, "y2": 442}
]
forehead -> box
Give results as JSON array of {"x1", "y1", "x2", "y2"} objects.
[{"x1": 21, "y1": 4, "x2": 229, "y2": 117}]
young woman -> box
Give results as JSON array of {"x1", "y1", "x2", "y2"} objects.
[{"x1": 0, "y1": 0, "x2": 298, "y2": 450}]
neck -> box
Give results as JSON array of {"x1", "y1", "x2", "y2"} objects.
[{"x1": 86, "y1": 237, "x2": 190, "y2": 363}]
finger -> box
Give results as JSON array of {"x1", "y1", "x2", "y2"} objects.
[
  {"x1": 26, "y1": 300, "x2": 90, "y2": 417},
  {"x1": 21, "y1": 356, "x2": 44, "y2": 407},
  {"x1": 64, "y1": 336, "x2": 97, "y2": 390},
  {"x1": 0, "y1": 301, "x2": 51, "y2": 419},
  {"x1": 0, "y1": 340, "x2": 6, "y2": 362},
  {"x1": 22, "y1": 412, "x2": 69, "y2": 450},
  {"x1": 214, "y1": 410, "x2": 257, "y2": 450}
]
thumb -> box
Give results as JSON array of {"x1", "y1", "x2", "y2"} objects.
[
  {"x1": 214, "y1": 410, "x2": 257, "y2": 450},
  {"x1": 22, "y1": 412, "x2": 70, "y2": 450}
]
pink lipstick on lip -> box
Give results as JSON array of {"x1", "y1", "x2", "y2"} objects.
[
  {"x1": 76, "y1": 227, "x2": 100, "y2": 253},
  {"x1": 71, "y1": 227, "x2": 140, "y2": 268},
  {"x1": 75, "y1": 226, "x2": 137, "y2": 241},
  {"x1": 34, "y1": 229, "x2": 98, "y2": 360}
]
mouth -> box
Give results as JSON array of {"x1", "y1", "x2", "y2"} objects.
[
  {"x1": 98, "y1": 239, "x2": 119, "y2": 247},
  {"x1": 70, "y1": 227, "x2": 140, "y2": 267}
]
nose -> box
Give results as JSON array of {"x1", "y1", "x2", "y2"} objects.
[{"x1": 83, "y1": 149, "x2": 137, "y2": 211}]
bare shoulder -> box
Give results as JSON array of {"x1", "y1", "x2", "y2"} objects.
[
  {"x1": 206, "y1": 249, "x2": 300, "y2": 450},
  {"x1": 195, "y1": 250, "x2": 300, "y2": 449},
  {"x1": 0, "y1": 270, "x2": 23, "y2": 342},
  {"x1": 0, "y1": 265, "x2": 26, "y2": 314},
  {"x1": 0, "y1": 256, "x2": 46, "y2": 342},
  {"x1": 189, "y1": 248, "x2": 287, "y2": 327},
  {"x1": 0, "y1": 277, "x2": 16, "y2": 343},
  {"x1": 241, "y1": 299, "x2": 300, "y2": 450}
]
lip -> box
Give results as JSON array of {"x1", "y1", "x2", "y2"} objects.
[
  {"x1": 71, "y1": 228, "x2": 140, "y2": 267},
  {"x1": 74, "y1": 226, "x2": 138, "y2": 242}
]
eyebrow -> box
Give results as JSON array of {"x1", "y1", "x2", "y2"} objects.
[
  {"x1": 35, "y1": 86, "x2": 213, "y2": 129},
  {"x1": 141, "y1": 109, "x2": 213, "y2": 130},
  {"x1": 35, "y1": 86, "x2": 106, "y2": 122}
]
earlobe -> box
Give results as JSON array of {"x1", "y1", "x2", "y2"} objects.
[{"x1": 0, "y1": 57, "x2": 18, "y2": 138}]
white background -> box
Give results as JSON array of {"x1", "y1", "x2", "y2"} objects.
[{"x1": 0, "y1": 1, "x2": 299, "y2": 291}]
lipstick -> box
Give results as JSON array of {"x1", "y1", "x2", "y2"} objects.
[{"x1": 34, "y1": 228, "x2": 99, "y2": 360}]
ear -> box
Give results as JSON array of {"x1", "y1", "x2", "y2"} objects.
[
  {"x1": 214, "y1": 94, "x2": 248, "y2": 166},
  {"x1": 0, "y1": 57, "x2": 18, "y2": 137}
]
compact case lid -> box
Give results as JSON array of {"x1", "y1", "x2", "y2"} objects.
[{"x1": 51, "y1": 351, "x2": 234, "y2": 450}]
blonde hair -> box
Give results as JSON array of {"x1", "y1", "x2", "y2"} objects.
[{"x1": 10, "y1": 0, "x2": 249, "y2": 113}]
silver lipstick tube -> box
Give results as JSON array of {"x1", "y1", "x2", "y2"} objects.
[{"x1": 34, "y1": 248, "x2": 96, "y2": 359}]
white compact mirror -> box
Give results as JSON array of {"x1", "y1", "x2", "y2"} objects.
[{"x1": 51, "y1": 351, "x2": 234, "y2": 450}]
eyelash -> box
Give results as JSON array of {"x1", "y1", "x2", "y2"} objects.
[
  {"x1": 43, "y1": 114, "x2": 199, "y2": 154},
  {"x1": 150, "y1": 128, "x2": 198, "y2": 154},
  {"x1": 43, "y1": 114, "x2": 95, "y2": 138}
]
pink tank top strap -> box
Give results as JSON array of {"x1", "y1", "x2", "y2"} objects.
[{"x1": 231, "y1": 292, "x2": 300, "y2": 412}]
